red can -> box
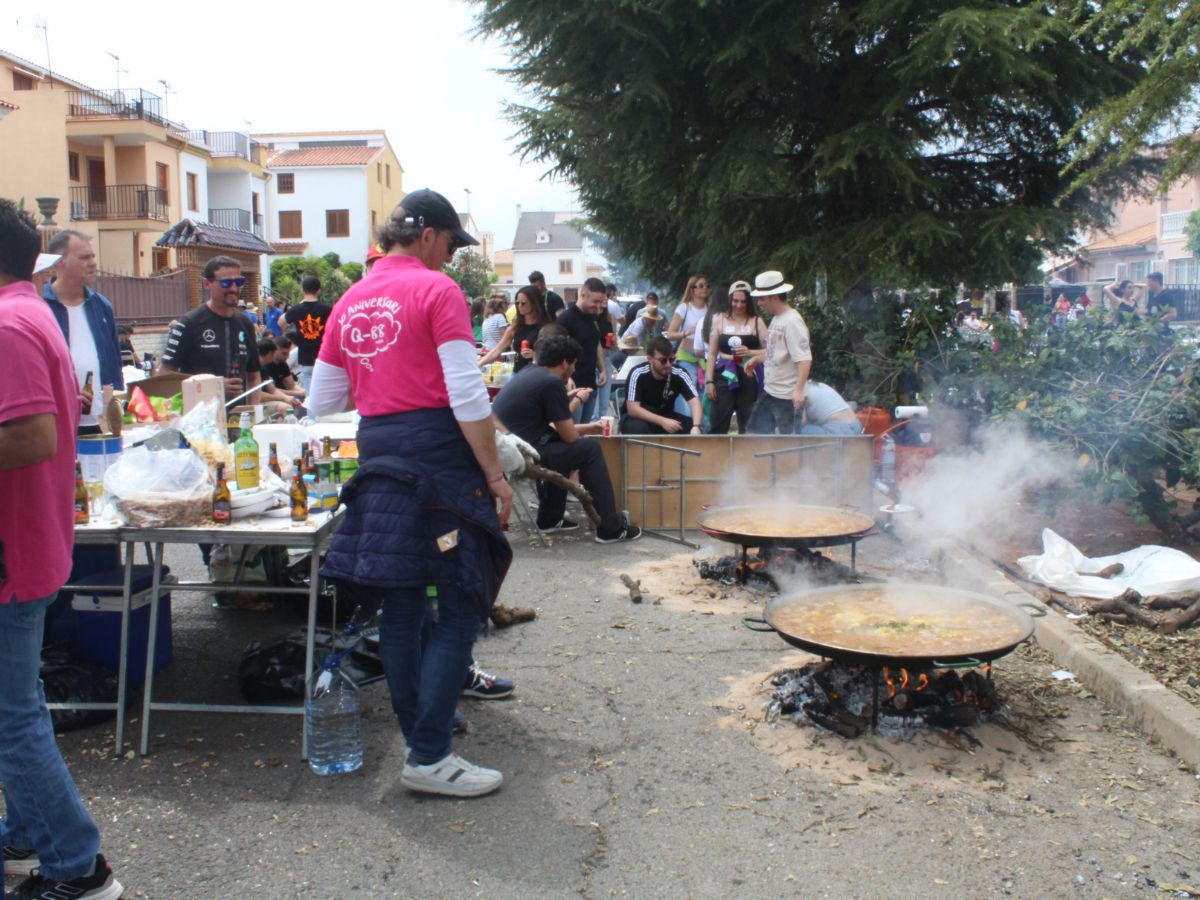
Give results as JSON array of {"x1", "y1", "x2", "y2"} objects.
[
  {"x1": 605, "y1": 332, "x2": 615, "y2": 348},
  {"x1": 521, "y1": 340, "x2": 531, "y2": 353}
]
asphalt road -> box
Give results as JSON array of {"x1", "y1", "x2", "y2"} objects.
[{"x1": 7, "y1": 528, "x2": 1200, "y2": 899}]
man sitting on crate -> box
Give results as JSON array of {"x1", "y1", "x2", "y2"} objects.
[
  {"x1": 492, "y1": 333, "x2": 641, "y2": 543},
  {"x1": 619, "y1": 336, "x2": 703, "y2": 436}
]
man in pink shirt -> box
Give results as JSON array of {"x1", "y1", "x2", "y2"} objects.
[{"x1": 0, "y1": 200, "x2": 122, "y2": 900}]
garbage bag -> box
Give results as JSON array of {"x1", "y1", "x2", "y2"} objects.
[
  {"x1": 41, "y1": 643, "x2": 132, "y2": 732},
  {"x1": 238, "y1": 629, "x2": 384, "y2": 703}
]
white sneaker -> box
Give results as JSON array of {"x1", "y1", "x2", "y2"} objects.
[{"x1": 400, "y1": 753, "x2": 503, "y2": 797}]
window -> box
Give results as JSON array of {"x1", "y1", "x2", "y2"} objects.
[
  {"x1": 536, "y1": 229, "x2": 550, "y2": 244},
  {"x1": 279, "y1": 210, "x2": 302, "y2": 239},
  {"x1": 385, "y1": 164, "x2": 391, "y2": 188},
  {"x1": 13, "y1": 72, "x2": 33, "y2": 91},
  {"x1": 156, "y1": 163, "x2": 169, "y2": 203},
  {"x1": 1127, "y1": 259, "x2": 1150, "y2": 282},
  {"x1": 376, "y1": 162, "x2": 382, "y2": 183},
  {"x1": 1167, "y1": 257, "x2": 1197, "y2": 285},
  {"x1": 277, "y1": 172, "x2": 294, "y2": 194},
  {"x1": 371, "y1": 209, "x2": 377, "y2": 230},
  {"x1": 186, "y1": 173, "x2": 198, "y2": 211},
  {"x1": 326, "y1": 209, "x2": 350, "y2": 238},
  {"x1": 68, "y1": 152, "x2": 80, "y2": 181},
  {"x1": 559, "y1": 259, "x2": 573, "y2": 275}
]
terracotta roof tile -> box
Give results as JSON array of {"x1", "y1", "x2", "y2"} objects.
[
  {"x1": 0, "y1": 98, "x2": 18, "y2": 111},
  {"x1": 267, "y1": 147, "x2": 381, "y2": 167},
  {"x1": 271, "y1": 241, "x2": 309, "y2": 256},
  {"x1": 1085, "y1": 222, "x2": 1158, "y2": 252}
]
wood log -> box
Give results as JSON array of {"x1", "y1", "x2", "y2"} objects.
[
  {"x1": 1160, "y1": 598, "x2": 1200, "y2": 635},
  {"x1": 518, "y1": 448, "x2": 601, "y2": 528},
  {"x1": 1088, "y1": 596, "x2": 1159, "y2": 629},
  {"x1": 1145, "y1": 594, "x2": 1199, "y2": 611},
  {"x1": 490, "y1": 604, "x2": 537, "y2": 628},
  {"x1": 1095, "y1": 562, "x2": 1125, "y2": 578},
  {"x1": 1095, "y1": 613, "x2": 1131, "y2": 624},
  {"x1": 619, "y1": 574, "x2": 644, "y2": 604},
  {"x1": 1045, "y1": 593, "x2": 1084, "y2": 616}
]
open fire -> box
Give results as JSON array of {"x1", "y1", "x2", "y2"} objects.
[
  {"x1": 696, "y1": 546, "x2": 861, "y2": 591},
  {"x1": 766, "y1": 661, "x2": 1000, "y2": 739}
]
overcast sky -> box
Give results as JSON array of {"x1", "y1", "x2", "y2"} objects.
[{"x1": 7, "y1": 0, "x2": 580, "y2": 251}]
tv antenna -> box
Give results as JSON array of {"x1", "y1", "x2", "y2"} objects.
[{"x1": 14, "y1": 17, "x2": 52, "y2": 82}]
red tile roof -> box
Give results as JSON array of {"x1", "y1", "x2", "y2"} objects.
[
  {"x1": 267, "y1": 147, "x2": 381, "y2": 167},
  {"x1": 271, "y1": 241, "x2": 309, "y2": 256},
  {"x1": 0, "y1": 98, "x2": 18, "y2": 110}
]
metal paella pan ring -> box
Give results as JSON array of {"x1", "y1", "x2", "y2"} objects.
[
  {"x1": 695, "y1": 504, "x2": 877, "y2": 548},
  {"x1": 759, "y1": 583, "x2": 1036, "y2": 668}
]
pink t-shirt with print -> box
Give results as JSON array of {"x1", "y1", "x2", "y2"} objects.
[
  {"x1": 318, "y1": 255, "x2": 474, "y2": 417},
  {"x1": 0, "y1": 280, "x2": 80, "y2": 604}
]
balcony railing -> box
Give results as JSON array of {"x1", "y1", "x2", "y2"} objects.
[
  {"x1": 69, "y1": 184, "x2": 169, "y2": 222},
  {"x1": 186, "y1": 130, "x2": 259, "y2": 161},
  {"x1": 1161, "y1": 210, "x2": 1194, "y2": 241},
  {"x1": 207, "y1": 209, "x2": 265, "y2": 237},
  {"x1": 65, "y1": 88, "x2": 185, "y2": 133},
  {"x1": 209, "y1": 207, "x2": 252, "y2": 232}
]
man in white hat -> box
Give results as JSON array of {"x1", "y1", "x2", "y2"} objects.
[{"x1": 744, "y1": 270, "x2": 812, "y2": 434}]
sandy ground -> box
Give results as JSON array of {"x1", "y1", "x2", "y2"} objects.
[{"x1": 5, "y1": 529, "x2": 1200, "y2": 898}]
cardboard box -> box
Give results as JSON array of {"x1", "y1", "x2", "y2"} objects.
[
  {"x1": 182, "y1": 373, "x2": 226, "y2": 432},
  {"x1": 131, "y1": 372, "x2": 188, "y2": 400}
]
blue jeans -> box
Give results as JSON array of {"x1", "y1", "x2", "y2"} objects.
[
  {"x1": 595, "y1": 356, "x2": 615, "y2": 419},
  {"x1": 748, "y1": 394, "x2": 801, "y2": 434},
  {"x1": 571, "y1": 386, "x2": 600, "y2": 424},
  {"x1": 0, "y1": 595, "x2": 100, "y2": 880},
  {"x1": 800, "y1": 420, "x2": 865, "y2": 436},
  {"x1": 299, "y1": 365, "x2": 314, "y2": 394},
  {"x1": 376, "y1": 584, "x2": 480, "y2": 765},
  {"x1": 674, "y1": 359, "x2": 699, "y2": 418}
]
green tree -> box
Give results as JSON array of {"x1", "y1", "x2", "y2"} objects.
[
  {"x1": 444, "y1": 249, "x2": 495, "y2": 299},
  {"x1": 1067, "y1": 0, "x2": 1200, "y2": 190},
  {"x1": 475, "y1": 0, "x2": 1155, "y2": 296},
  {"x1": 1186, "y1": 210, "x2": 1200, "y2": 261}
]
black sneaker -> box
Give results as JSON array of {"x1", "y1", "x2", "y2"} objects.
[
  {"x1": 10, "y1": 853, "x2": 123, "y2": 900},
  {"x1": 595, "y1": 525, "x2": 643, "y2": 544},
  {"x1": 462, "y1": 663, "x2": 515, "y2": 700},
  {"x1": 3, "y1": 846, "x2": 39, "y2": 877},
  {"x1": 538, "y1": 518, "x2": 580, "y2": 533}
]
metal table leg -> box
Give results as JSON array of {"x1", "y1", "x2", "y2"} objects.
[
  {"x1": 139, "y1": 542, "x2": 166, "y2": 756},
  {"x1": 302, "y1": 545, "x2": 321, "y2": 761},
  {"x1": 112, "y1": 545, "x2": 135, "y2": 756}
]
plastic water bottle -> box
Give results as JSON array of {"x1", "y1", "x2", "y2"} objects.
[
  {"x1": 306, "y1": 658, "x2": 363, "y2": 775},
  {"x1": 880, "y1": 433, "x2": 896, "y2": 486}
]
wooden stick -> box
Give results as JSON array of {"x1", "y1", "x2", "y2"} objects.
[
  {"x1": 1095, "y1": 562, "x2": 1125, "y2": 578},
  {"x1": 1160, "y1": 598, "x2": 1200, "y2": 635},
  {"x1": 1088, "y1": 596, "x2": 1159, "y2": 629},
  {"x1": 619, "y1": 574, "x2": 644, "y2": 604},
  {"x1": 518, "y1": 448, "x2": 602, "y2": 528},
  {"x1": 1145, "y1": 594, "x2": 1198, "y2": 611}
]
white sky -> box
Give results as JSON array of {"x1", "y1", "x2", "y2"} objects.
[{"x1": 6, "y1": 0, "x2": 581, "y2": 251}]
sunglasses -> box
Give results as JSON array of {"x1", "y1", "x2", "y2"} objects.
[
  {"x1": 216, "y1": 277, "x2": 246, "y2": 289},
  {"x1": 650, "y1": 355, "x2": 676, "y2": 364},
  {"x1": 442, "y1": 230, "x2": 468, "y2": 254}
]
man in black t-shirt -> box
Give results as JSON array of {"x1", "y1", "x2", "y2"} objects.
[
  {"x1": 492, "y1": 334, "x2": 640, "y2": 543},
  {"x1": 160, "y1": 255, "x2": 262, "y2": 401},
  {"x1": 257, "y1": 338, "x2": 305, "y2": 407},
  {"x1": 529, "y1": 270, "x2": 565, "y2": 319},
  {"x1": 283, "y1": 275, "x2": 333, "y2": 394},
  {"x1": 557, "y1": 277, "x2": 611, "y2": 423},
  {"x1": 621, "y1": 336, "x2": 703, "y2": 435},
  {"x1": 1144, "y1": 272, "x2": 1179, "y2": 324}
]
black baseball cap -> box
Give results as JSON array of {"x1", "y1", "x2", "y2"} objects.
[{"x1": 395, "y1": 189, "x2": 478, "y2": 247}]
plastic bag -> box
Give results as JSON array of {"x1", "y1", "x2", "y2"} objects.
[
  {"x1": 1017, "y1": 528, "x2": 1200, "y2": 599},
  {"x1": 103, "y1": 446, "x2": 213, "y2": 527},
  {"x1": 178, "y1": 398, "x2": 233, "y2": 478}
]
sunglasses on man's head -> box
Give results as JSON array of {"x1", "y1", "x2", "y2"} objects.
[{"x1": 217, "y1": 277, "x2": 246, "y2": 289}]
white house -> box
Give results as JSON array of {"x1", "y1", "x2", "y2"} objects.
[
  {"x1": 255, "y1": 130, "x2": 405, "y2": 268},
  {"x1": 511, "y1": 211, "x2": 596, "y2": 305}
]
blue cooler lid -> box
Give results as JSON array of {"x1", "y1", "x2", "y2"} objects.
[{"x1": 73, "y1": 565, "x2": 171, "y2": 597}]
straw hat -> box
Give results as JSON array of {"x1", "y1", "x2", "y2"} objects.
[
  {"x1": 618, "y1": 333, "x2": 642, "y2": 350},
  {"x1": 640, "y1": 306, "x2": 663, "y2": 321}
]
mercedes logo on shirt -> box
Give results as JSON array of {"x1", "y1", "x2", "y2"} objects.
[{"x1": 202, "y1": 329, "x2": 216, "y2": 343}]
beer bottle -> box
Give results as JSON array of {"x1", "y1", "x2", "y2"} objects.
[
  {"x1": 82, "y1": 371, "x2": 94, "y2": 392},
  {"x1": 212, "y1": 462, "x2": 232, "y2": 524},
  {"x1": 74, "y1": 462, "x2": 90, "y2": 525},
  {"x1": 268, "y1": 442, "x2": 282, "y2": 478},
  {"x1": 234, "y1": 412, "x2": 260, "y2": 491},
  {"x1": 290, "y1": 458, "x2": 309, "y2": 521},
  {"x1": 321, "y1": 435, "x2": 333, "y2": 460}
]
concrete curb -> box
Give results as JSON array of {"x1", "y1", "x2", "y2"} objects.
[{"x1": 940, "y1": 546, "x2": 1200, "y2": 769}]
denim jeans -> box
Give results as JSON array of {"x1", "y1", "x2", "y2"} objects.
[
  {"x1": 0, "y1": 595, "x2": 100, "y2": 880},
  {"x1": 571, "y1": 386, "x2": 600, "y2": 424},
  {"x1": 299, "y1": 365, "x2": 314, "y2": 395},
  {"x1": 674, "y1": 359, "x2": 699, "y2": 418},
  {"x1": 748, "y1": 394, "x2": 801, "y2": 434},
  {"x1": 376, "y1": 584, "x2": 480, "y2": 765}
]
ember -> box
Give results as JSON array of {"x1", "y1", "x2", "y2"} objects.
[
  {"x1": 695, "y1": 547, "x2": 862, "y2": 590},
  {"x1": 766, "y1": 661, "x2": 1000, "y2": 739}
]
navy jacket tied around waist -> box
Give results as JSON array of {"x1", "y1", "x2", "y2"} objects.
[{"x1": 320, "y1": 407, "x2": 512, "y2": 618}]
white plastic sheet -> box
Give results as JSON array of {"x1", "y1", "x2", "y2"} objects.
[{"x1": 1017, "y1": 528, "x2": 1200, "y2": 599}]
